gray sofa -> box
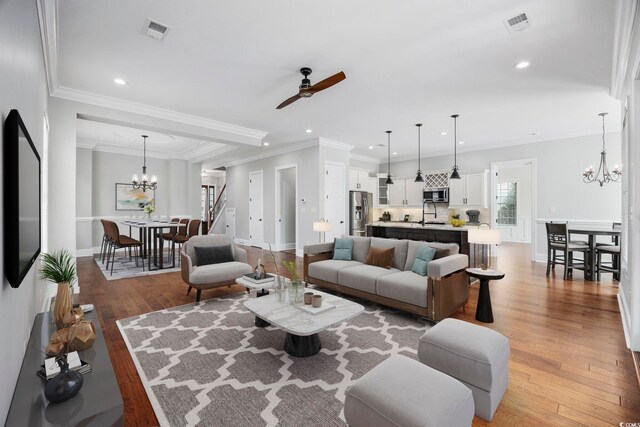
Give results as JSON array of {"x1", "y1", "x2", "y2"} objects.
[
  {"x1": 181, "y1": 234, "x2": 253, "y2": 302},
  {"x1": 304, "y1": 236, "x2": 469, "y2": 321}
]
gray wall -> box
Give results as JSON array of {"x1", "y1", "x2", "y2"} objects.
[
  {"x1": 0, "y1": 0, "x2": 50, "y2": 421},
  {"x1": 383, "y1": 133, "x2": 622, "y2": 259},
  {"x1": 279, "y1": 167, "x2": 296, "y2": 245},
  {"x1": 226, "y1": 146, "x2": 320, "y2": 252}
]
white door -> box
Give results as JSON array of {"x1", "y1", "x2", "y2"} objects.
[
  {"x1": 249, "y1": 171, "x2": 263, "y2": 247},
  {"x1": 448, "y1": 177, "x2": 466, "y2": 206},
  {"x1": 226, "y1": 208, "x2": 236, "y2": 240},
  {"x1": 405, "y1": 180, "x2": 425, "y2": 206},
  {"x1": 324, "y1": 162, "x2": 346, "y2": 242},
  {"x1": 465, "y1": 173, "x2": 485, "y2": 206},
  {"x1": 388, "y1": 179, "x2": 406, "y2": 206}
]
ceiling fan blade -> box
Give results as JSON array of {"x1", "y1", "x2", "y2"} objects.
[
  {"x1": 309, "y1": 71, "x2": 346, "y2": 93},
  {"x1": 276, "y1": 93, "x2": 302, "y2": 109}
]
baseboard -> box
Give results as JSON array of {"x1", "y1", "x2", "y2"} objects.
[
  {"x1": 534, "y1": 254, "x2": 547, "y2": 263},
  {"x1": 618, "y1": 287, "x2": 632, "y2": 349},
  {"x1": 76, "y1": 248, "x2": 94, "y2": 257},
  {"x1": 631, "y1": 351, "x2": 640, "y2": 390}
]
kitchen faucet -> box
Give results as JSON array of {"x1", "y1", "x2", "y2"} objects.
[{"x1": 422, "y1": 200, "x2": 437, "y2": 225}]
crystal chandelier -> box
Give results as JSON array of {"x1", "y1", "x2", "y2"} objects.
[
  {"x1": 131, "y1": 135, "x2": 157, "y2": 192},
  {"x1": 583, "y1": 113, "x2": 622, "y2": 186}
]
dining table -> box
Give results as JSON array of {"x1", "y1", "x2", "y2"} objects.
[
  {"x1": 120, "y1": 220, "x2": 186, "y2": 271},
  {"x1": 568, "y1": 226, "x2": 621, "y2": 281}
]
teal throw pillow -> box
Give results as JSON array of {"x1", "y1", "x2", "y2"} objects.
[
  {"x1": 333, "y1": 238, "x2": 354, "y2": 261},
  {"x1": 412, "y1": 245, "x2": 437, "y2": 276}
]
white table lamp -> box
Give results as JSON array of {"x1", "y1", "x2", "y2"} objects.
[
  {"x1": 468, "y1": 224, "x2": 502, "y2": 270},
  {"x1": 313, "y1": 219, "x2": 332, "y2": 243}
]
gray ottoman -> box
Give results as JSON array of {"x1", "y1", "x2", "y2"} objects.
[
  {"x1": 418, "y1": 318, "x2": 509, "y2": 421},
  {"x1": 344, "y1": 355, "x2": 474, "y2": 427}
]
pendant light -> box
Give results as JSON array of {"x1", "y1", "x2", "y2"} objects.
[
  {"x1": 131, "y1": 135, "x2": 158, "y2": 192},
  {"x1": 414, "y1": 123, "x2": 424, "y2": 183},
  {"x1": 583, "y1": 112, "x2": 622, "y2": 186},
  {"x1": 450, "y1": 114, "x2": 461, "y2": 179},
  {"x1": 385, "y1": 130, "x2": 394, "y2": 185}
]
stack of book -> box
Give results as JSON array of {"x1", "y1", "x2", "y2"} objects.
[
  {"x1": 37, "y1": 351, "x2": 92, "y2": 381},
  {"x1": 243, "y1": 273, "x2": 275, "y2": 284}
]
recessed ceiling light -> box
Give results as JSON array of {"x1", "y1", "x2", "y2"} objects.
[
  {"x1": 459, "y1": 141, "x2": 465, "y2": 144},
  {"x1": 530, "y1": 132, "x2": 539, "y2": 136},
  {"x1": 305, "y1": 129, "x2": 313, "y2": 133},
  {"x1": 440, "y1": 131, "x2": 447, "y2": 136},
  {"x1": 368, "y1": 146, "x2": 374, "y2": 149},
  {"x1": 393, "y1": 152, "x2": 397, "y2": 155},
  {"x1": 514, "y1": 61, "x2": 530, "y2": 69},
  {"x1": 263, "y1": 142, "x2": 270, "y2": 146},
  {"x1": 114, "y1": 78, "x2": 126, "y2": 85}
]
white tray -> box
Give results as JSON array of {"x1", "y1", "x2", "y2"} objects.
[{"x1": 294, "y1": 301, "x2": 335, "y2": 315}]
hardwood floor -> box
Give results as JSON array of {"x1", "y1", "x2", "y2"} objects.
[{"x1": 76, "y1": 242, "x2": 638, "y2": 426}]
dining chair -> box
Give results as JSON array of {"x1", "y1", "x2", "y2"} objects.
[
  {"x1": 545, "y1": 222, "x2": 590, "y2": 280},
  {"x1": 164, "y1": 218, "x2": 189, "y2": 263},
  {"x1": 104, "y1": 220, "x2": 144, "y2": 276},
  {"x1": 596, "y1": 222, "x2": 621, "y2": 281},
  {"x1": 99, "y1": 219, "x2": 110, "y2": 264},
  {"x1": 174, "y1": 219, "x2": 202, "y2": 266}
]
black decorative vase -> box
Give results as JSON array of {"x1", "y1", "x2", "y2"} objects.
[{"x1": 44, "y1": 357, "x2": 83, "y2": 403}]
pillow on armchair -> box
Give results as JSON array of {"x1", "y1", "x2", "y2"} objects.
[{"x1": 194, "y1": 245, "x2": 234, "y2": 266}]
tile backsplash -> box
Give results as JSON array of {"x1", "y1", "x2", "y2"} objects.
[{"x1": 373, "y1": 206, "x2": 490, "y2": 224}]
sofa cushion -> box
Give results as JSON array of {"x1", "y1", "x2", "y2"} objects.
[
  {"x1": 338, "y1": 264, "x2": 399, "y2": 294},
  {"x1": 194, "y1": 244, "x2": 234, "y2": 266},
  {"x1": 412, "y1": 246, "x2": 437, "y2": 276},
  {"x1": 404, "y1": 241, "x2": 460, "y2": 271},
  {"x1": 308, "y1": 260, "x2": 362, "y2": 283},
  {"x1": 376, "y1": 271, "x2": 429, "y2": 308},
  {"x1": 189, "y1": 261, "x2": 253, "y2": 286},
  {"x1": 340, "y1": 236, "x2": 372, "y2": 263},
  {"x1": 333, "y1": 238, "x2": 354, "y2": 261},
  {"x1": 370, "y1": 238, "x2": 409, "y2": 270},
  {"x1": 365, "y1": 246, "x2": 395, "y2": 269}
]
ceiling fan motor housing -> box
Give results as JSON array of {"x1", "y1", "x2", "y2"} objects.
[{"x1": 299, "y1": 67, "x2": 313, "y2": 95}]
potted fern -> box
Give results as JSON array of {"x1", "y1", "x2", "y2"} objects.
[{"x1": 40, "y1": 249, "x2": 77, "y2": 330}]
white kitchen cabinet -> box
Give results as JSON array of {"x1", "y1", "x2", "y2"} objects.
[
  {"x1": 349, "y1": 168, "x2": 370, "y2": 192},
  {"x1": 376, "y1": 173, "x2": 390, "y2": 207},
  {"x1": 448, "y1": 171, "x2": 489, "y2": 208},
  {"x1": 387, "y1": 179, "x2": 424, "y2": 207}
]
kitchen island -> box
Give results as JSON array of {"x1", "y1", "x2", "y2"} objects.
[{"x1": 366, "y1": 221, "x2": 472, "y2": 260}]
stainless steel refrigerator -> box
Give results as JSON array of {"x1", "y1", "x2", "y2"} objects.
[{"x1": 349, "y1": 191, "x2": 373, "y2": 236}]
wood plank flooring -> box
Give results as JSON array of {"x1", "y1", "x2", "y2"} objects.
[{"x1": 76, "y1": 242, "x2": 639, "y2": 426}]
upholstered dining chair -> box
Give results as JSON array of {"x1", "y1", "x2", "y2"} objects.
[
  {"x1": 174, "y1": 219, "x2": 202, "y2": 266},
  {"x1": 104, "y1": 220, "x2": 144, "y2": 276},
  {"x1": 545, "y1": 222, "x2": 590, "y2": 280},
  {"x1": 99, "y1": 219, "x2": 110, "y2": 264},
  {"x1": 163, "y1": 218, "x2": 189, "y2": 263}
]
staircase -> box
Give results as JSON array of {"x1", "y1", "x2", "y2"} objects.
[{"x1": 208, "y1": 184, "x2": 227, "y2": 234}]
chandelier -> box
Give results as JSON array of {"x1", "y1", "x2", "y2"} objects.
[
  {"x1": 131, "y1": 135, "x2": 157, "y2": 192},
  {"x1": 583, "y1": 113, "x2": 622, "y2": 186}
]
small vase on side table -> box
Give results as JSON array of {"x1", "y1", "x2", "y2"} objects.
[{"x1": 53, "y1": 282, "x2": 73, "y2": 330}]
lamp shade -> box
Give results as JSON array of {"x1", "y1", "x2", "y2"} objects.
[
  {"x1": 468, "y1": 228, "x2": 502, "y2": 245},
  {"x1": 313, "y1": 220, "x2": 332, "y2": 232}
]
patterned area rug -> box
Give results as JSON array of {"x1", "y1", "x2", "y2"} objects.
[
  {"x1": 94, "y1": 253, "x2": 179, "y2": 281},
  {"x1": 117, "y1": 288, "x2": 432, "y2": 427}
]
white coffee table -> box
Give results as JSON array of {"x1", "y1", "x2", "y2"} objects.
[{"x1": 243, "y1": 289, "x2": 364, "y2": 357}]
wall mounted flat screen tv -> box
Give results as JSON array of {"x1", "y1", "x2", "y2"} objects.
[{"x1": 4, "y1": 109, "x2": 41, "y2": 288}]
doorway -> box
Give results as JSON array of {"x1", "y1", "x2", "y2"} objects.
[
  {"x1": 491, "y1": 159, "x2": 537, "y2": 260},
  {"x1": 249, "y1": 170, "x2": 264, "y2": 248},
  {"x1": 275, "y1": 165, "x2": 297, "y2": 253}
]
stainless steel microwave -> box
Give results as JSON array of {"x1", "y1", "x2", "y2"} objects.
[{"x1": 423, "y1": 187, "x2": 449, "y2": 203}]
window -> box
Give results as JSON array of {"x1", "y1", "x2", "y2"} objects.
[{"x1": 497, "y1": 181, "x2": 517, "y2": 225}]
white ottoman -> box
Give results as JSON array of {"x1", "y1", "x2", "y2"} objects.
[
  {"x1": 344, "y1": 355, "x2": 474, "y2": 427},
  {"x1": 418, "y1": 318, "x2": 510, "y2": 421}
]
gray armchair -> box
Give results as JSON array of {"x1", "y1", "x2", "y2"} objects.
[{"x1": 181, "y1": 234, "x2": 253, "y2": 302}]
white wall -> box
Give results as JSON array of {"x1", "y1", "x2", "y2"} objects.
[
  {"x1": 384, "y1": 133, "x2": 622, "y2": 260},
  {"x1": 278, "y1": 167, "x2": 296, "y2": 245},
  {"x1": 0, "y1": 0, "x2": 50, "y2": 421}
]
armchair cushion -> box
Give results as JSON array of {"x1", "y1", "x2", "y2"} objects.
[
  {"x1": 194, "y1": 244, "x2": 234, "y2": 266},
  {"x1": 189, "y1": 262, "x2": 253, "y2": 286}
]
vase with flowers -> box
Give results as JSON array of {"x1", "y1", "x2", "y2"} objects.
[
  {"x1": 143, "y1": 203, "x2": 155, "y2": 221},
  {"x1": 40, "y1": 249, "x2": 77, "y2": 330},
  {"x1": 282, "y1": 260, "x2": 303, "y2": 304}
]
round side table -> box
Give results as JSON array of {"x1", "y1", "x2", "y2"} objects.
[{"x1": 465, "y1": 268, "x2": 505, "y2": 323}]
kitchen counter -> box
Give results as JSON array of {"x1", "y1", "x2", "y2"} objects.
[{"x1": 368, "y1": 221, "x2": 471, "y2": 231}]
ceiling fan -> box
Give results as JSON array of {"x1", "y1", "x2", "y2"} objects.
[{"x1": 276, "y1": 67, "x2": 346, "y2": 109}]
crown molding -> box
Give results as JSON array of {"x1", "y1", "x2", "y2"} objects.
[
  {"x1": 317, "y1": 137, "x2": 354, "y2": 152},
  {"x1": 350, "y1": 153, "x2": 381, "y2": 164},
  {"x1": 222, "y1": 139, "x2": 320, "y2": 168},
  {"x1": 76, "y1": 137, "x2": 232, "y2": 161},
  {"x1": 611, "y1": 0, "x2": 638, "y2": 98}
]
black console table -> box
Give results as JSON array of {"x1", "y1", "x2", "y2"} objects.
[{"x1": 5, "y1": 309, "x2": 123, "y2": 426}]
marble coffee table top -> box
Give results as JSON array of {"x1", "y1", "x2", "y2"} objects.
[{"x1": 243, "y1": 289, "x2": 364, "y2": 336}]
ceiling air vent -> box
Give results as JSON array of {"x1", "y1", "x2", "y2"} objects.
[
  {"x1": 504, "y1": 13, "x2": 530, "y2": 34},
  {"x1": 142, "y1": 18, "x2": 170, "y2": 41}
]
